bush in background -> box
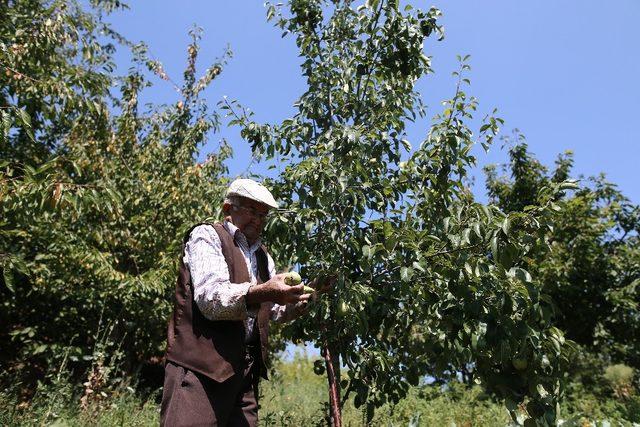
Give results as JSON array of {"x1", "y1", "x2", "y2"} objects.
[{"x1": 1, "y1": 0, "x2": 230, "y2": 393}]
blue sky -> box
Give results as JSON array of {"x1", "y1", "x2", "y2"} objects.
[{"x1": 106, "y1": 1, "x2": 640, "y2": 203}]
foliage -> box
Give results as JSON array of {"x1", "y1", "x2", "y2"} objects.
[
  {"x1": 0, "y1": 319, "x2": 161, "y2": 427},
  {"x1": 485, "y1": 140, "x2": 640, "y2": 372},
  {"x1": 225, "y1": 0, "x2": 576, "y2": 424},
  {"x1": 0, "y1": 377, "x2": 160, "y2": 427},
  {"x1": 2, "y1": 1, "x2": 637, "y2": 426},
  {"x1": 1, "y1": 0, "x2": 230, "y2": 389},
  {"x1": 603, "y1": 363, "x2": 636, "y2": 403},
  {"x1": 3, "y1": 354, "x2": 639, "y2": 426},
  {"x1": 561, "y1": 376, "x2": 640, "y2": 425},
  {"x1": 604, "y1": 364, "x2": 635, "y2": 388},
  {"x1": 261, "y1": 352, "x2": 512, "y2": 427}
]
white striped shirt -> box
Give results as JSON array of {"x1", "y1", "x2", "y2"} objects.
[{"x1": 182, "y1": 221, "x2": 294, "y2": 335}]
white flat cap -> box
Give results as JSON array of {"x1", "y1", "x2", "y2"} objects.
[{"x1": 226, "y1": 178, "x2": 279, "y2": 209}]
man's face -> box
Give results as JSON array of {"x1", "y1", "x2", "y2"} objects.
[{"x1": 226, "y1": 197, "x2": 271, "y2": 244}]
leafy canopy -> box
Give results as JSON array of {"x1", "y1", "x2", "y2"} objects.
[
  {"x1": 1, "y1": 0, "x2": 230, "y2": 384},
  {"x1": 226, "y1": 0, "x2": 576, "y2": 424}
]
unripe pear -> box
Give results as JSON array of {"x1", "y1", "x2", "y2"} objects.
[
  {"x1": 512, "y1": 357, "x2": 528, "y2": 371},
  {"x1": 336, "y1": 301, "x2": 349, "y2": 316},
  {"x1": 303, "y1": 285, "x2": 315, "y2": 294},
  {"x1": 284, "y1": 271, "x2": 302, "y2": 286}
]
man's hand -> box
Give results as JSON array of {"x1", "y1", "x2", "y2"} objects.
[
  {"x1": 287, "y1": 274, "x2": 337, "y2": 319},
  {"x1": 246, "y1": 273, "x2": 312, "y2": 306}
]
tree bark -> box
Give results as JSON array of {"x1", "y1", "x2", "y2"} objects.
[{"x1": 323, "y1": 341, "x2": 342, "y2": 427}]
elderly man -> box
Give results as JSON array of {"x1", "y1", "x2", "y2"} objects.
[{"x1": 161, "y1": 178, "x2": 320, "y2": 426}]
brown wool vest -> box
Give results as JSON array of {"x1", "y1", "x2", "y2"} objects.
[{"x1": 165, "y1": 222, "x2": 272, "y2": 382}]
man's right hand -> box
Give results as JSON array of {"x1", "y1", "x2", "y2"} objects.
[{"x1": 246, "y1": 273, "x2": 312, "y2": 306}]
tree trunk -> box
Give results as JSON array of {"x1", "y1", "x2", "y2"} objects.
[{"x1": 323, "y1": 341, "x2": 342, "y2": 427}]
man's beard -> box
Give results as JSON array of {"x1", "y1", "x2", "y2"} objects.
[{"x1": 243, "y1": 225, "x2": 260, "y2": 242}]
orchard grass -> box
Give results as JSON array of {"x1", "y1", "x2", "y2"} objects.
[{"x1": 2, "y1": 353, "x2": 637, "y2": 426}]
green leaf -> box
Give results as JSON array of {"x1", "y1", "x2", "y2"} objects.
[
  {"x1": 490, "y1": 236, "x2": 499, "y2": 262},
  {"x1": 501, "y1": 217, "x2": 511, "y2": 236},
  {"x1": 472, "y1": 223, "x2": 482, "y2": 239},
  {"x1": 3, "y1": 269, "x2": 14, "y2": 293},
  {"x1": 1, "y1": 110, "x2": 11, "y2": 138},
  {"x1": 512, "y1": 281, "x2": 530, "y2": 299},
  {"x1": 481, "y1": 205, "x2": 492, "y2": 221},
  {"x1": 366, "y1": 0, "x2": 380, "y2": 10},
  {"x1": 500, "y1": 243, "x2": 518, "y2": 270},
  {"x1": 400, "y1": 267, "x2": 414, "y2": 282},
  {"x1": 16, "y1": 109, "x2": 35, "y2": 141},
  {"x1": 412, "y1": 261, "x2": 425, "y2": 273},
  {"x1": 559, "y1": 180, "x2": 579, "y2": 190},
  {"x1": 511, "y1": 267, "x2": 532, "y2": 283},
  {"x1": 461, "y1": 228, "x2": 471, "y2": 245},
  {"x1": 464, "y1": 262, "x2": 473, "y2": 276},
  {"x1": 33, "y1": 344, "x2": 48, "y2": 355},
  {"x1": 536, "y1": 384, "x2": 549, "y2": 398},
  {"x1": 266, "y1": 5, "x2": 275, "y2": 21},
  {"x1": 362, "y1": 245, "x2": 372, "y2": 259}
]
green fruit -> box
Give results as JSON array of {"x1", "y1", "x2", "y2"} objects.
[
  {"x1": 303, "y1": 285, "x2": 315, "y2": 294},
  {"x1": 336, "y1": 301, "x2": 349, "y2": 316},
  {"x1": 284, "y1": 271, "x2": 302, "y2": 286},
  {"x1": 512, "y1": 357, "x2": 528, "y2": 371}
]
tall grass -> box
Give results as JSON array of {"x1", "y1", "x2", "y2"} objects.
[
  {"x1": 1, "y1": 352, "x2": 638, "y2": 426},
  {"x1": 260, "y1": 353, "x2": 510, "y2": 426},
  {"x1": 0, "y1": 373, "x2": 160, "y2": 426}
]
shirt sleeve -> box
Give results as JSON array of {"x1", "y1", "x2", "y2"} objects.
[{"x1": 185, "y1": 224, "x2": 254, "y2": 321}]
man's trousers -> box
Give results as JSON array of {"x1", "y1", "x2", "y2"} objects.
[{"x1": 160, "y1": 352, "x2": 259, "y2": 427}]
